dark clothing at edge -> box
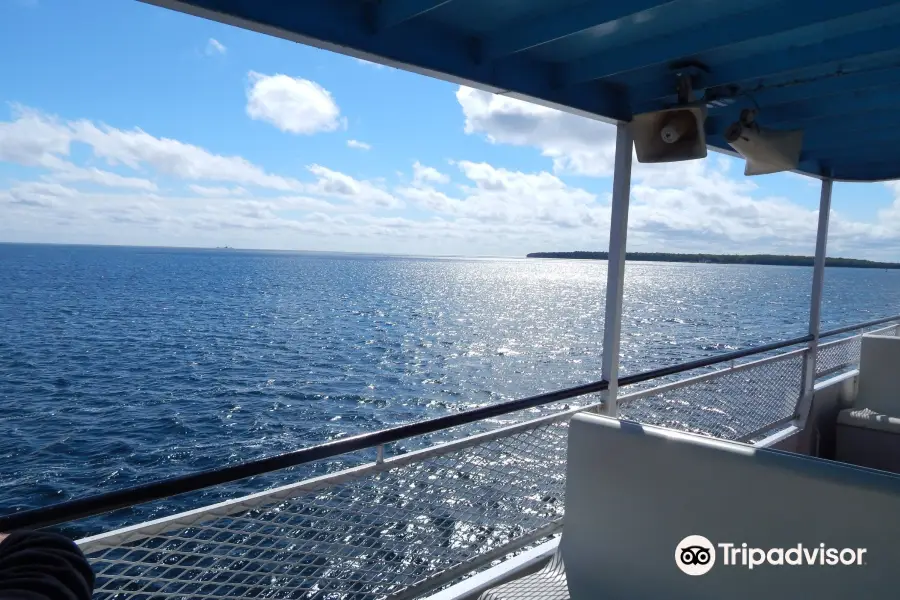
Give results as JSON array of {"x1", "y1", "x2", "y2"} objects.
[{"x1": 0, "y1": 531, "x2": 94, "y2": 600}]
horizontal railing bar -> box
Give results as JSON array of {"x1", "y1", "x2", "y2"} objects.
[
  {"x1": 819, "y1": 314, "x2": 900, "y2": 338},
  {"x1": 0, "y1": 379, "x2": 608, "y2": 531},
  {"x1": 616, "y1": 333, "x2": 812, "y2": 387},
  {"x1": 3, "y1": 315, "x2": 897, "y2": 531},
  {"x1": 736, "y1": 414, "x2": 799, "y2": 444},
  {"x1": 816, "y1": 364, "x2": 853, "y2": 379}
]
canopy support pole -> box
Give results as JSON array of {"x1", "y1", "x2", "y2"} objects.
[
  {"x1": 600, "y1": 123, "x2": 634, "y2": 417},
  {"x1": 797, "y1": 177, "x2": 833, "y2": 429}
]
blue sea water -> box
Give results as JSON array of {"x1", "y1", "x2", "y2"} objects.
[{"x1": 1, "y1": 243, "x2": 899, "y2": 527}]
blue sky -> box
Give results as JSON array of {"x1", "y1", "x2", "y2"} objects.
[{"x1": 1, "y1": 0, "x2": 899, "y2": 259}]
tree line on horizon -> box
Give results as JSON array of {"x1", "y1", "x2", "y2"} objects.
[{"x1": 525, "y1": 251, "x2": 900, "y2": 269}]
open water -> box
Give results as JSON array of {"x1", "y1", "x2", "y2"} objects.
[{"x1": 1, "y1": 243, "x2": 899, "y2": 525}]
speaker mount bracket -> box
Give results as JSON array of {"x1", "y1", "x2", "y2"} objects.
[
  {"x1": 668, "y1": 62, "x2": 710, "y2": 103},
  {"x1": 738, "y1": 108, "x2": 757, "y2": 127},
  {"x1": 675, "y1": 75, "x2": 694, "y2": 104}
]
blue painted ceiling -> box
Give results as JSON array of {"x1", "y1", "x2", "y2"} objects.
[{"x1": 144, "y1": 0, "x2": 900, "y2": 182}]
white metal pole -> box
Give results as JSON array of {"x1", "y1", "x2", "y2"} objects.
[
  {"x1": 600, "y1": 123, "x2": 633, "y2": 417},
  {"x1": 797, "y1": 177, "x2": 833, "y2": 428}
]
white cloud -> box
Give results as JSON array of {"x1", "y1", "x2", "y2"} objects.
[
  {"x1": 0, "y1": 109, "x2": 158, "y2": 191},
  {"x1": 276, "y1": 195, "x2": 351, "y2": 212},
  {"x1": 71, "y1": 121, "x2": 299, "y2": 190},
  {"x1": 399, "y1": 161, "x2": 606, "y2": 230},
  {"x1": 189, "y1": 185, "x2": 247, "y2": 197},
  {"x1": 4, "y1": 182, "x2": 76, "y2": 207},
  {"x1": 347, "y1": 139, "x2": 371, "y2": 151},
  {"x1": 884, "y1": 181, "x2": 900, "y2": 196},
  {"x1": 4, "y1": 102, "x2": 900, "y2": 259},
  {"x1": 1, "y1": 106, "x2": 303, "y2": 190},
  {"x1": 868, "y1": 182, "x2": 900, "y2": 249},
  {"x1": 622, "y1": 158, "x2": 808, "y2": 250},
  {"x1": 305, "y1": 164, "x2": 402, "y2": 209},
  {"x1": 622, "y1": 159, "x2": 900, "y2": 257},
  {"x1": 0, "y1": 106, "x2": 72, "y2": 166},
  {"x1": 353, "y1": 57, "x2": 385, "y2": 69},
  {"x1": 456, "y1": 86, "x2": 618, "y2": 177},
  {"x1": 246, "y1": 72, "x2": 342, "y2": 135},
  {"x1": 0, "y1": 183, "x2": 475, "y2": 252},
  {"x1": 205, "y1": 38, "x2": 226, "y2": 56},
  {"x1": 45, "y1": 159, "x2": 158, "y2": 191},
  {"x1": 450, "y1": 86, "x2": 900, "y2": 257},
  {"x1": 0, "y1": 107, "x2": 403, "y2": 206},
  {"x1": 412, "y1": 161, "x2": 449, "y2": 185},
  {"x1": 4, "y1": 155, "x2": 900, "y2": 258},
  {"x1": 66, "y1": 115, "x2": 303, "y2": 190},
  {"x1": 394, "y1": 153, "x2": 900, "y2": 258}
]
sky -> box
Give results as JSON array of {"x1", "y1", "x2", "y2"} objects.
[{"x1": 1, "y1": 0, "x2": 899, "y2": 259}]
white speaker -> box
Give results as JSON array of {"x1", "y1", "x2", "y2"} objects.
[
  {"x1": 724, "y1": 120, "x2": 804, "y2": 176},
  {"x1": 630, "y1": 106, "x2": 708, "y2": 163}
]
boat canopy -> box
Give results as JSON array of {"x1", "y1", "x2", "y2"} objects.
[
  {"x1": 145, "y1": 0, "x2": 900, "y2": 182},
  {"x1": 5, "y1": 9, "x2": 900, "y2": 598}
]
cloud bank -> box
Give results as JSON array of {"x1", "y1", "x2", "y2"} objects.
[{"x1": 1, "y1": 81, "x2": 899, "y2": 260}]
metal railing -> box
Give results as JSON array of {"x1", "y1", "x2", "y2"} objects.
[
  {"x1": 617, "y1": 321, "x2": 899, "y2": 444},
  {"x1": 814, "y1": 322, "x2": 900, "y2": 379},
  {"x1": 79, "y1": 414, "x2": 573, "y2": 600},
  {"x1": 620, "y1": 347, "x2": 805, "y2": 442},
  {"x1": 0, "y1": 332, "x2": 827, "y2": 532},
  {"x1": 1, "y1": 316, "x2": 898, "y2": 599}
]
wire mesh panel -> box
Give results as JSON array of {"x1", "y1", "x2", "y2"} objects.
[
  {"x1": 81, "y1": 421, "x2": 568, "y2": 600},
  {"x1": 815, "y1": 323, "x2": 900, "y2": 379},
  {"x1": 815, "y1": 337, "x2": 861, "y2": 379},
  {"x1": 618, "y1": 353, "x2": 804, "y2": 441}
]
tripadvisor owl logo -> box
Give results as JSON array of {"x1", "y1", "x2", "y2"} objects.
[
  {"x1": 675, "y1": 535, "x2": 868, "y2": 575},
  {"x1": 676, "y1": 535, "x2": 716, "y2": 575}
]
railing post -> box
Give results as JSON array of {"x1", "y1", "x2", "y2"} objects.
[
  {"x1": 600, "y1": 123, "x2": 634, "y2": 417},
  {"x1": 796, "y1": 178, "x2": 833, "y2": 428}
]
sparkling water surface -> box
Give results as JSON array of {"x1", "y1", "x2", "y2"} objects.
[{"x1": 1, "y1": 243, "x2": 898, "y2": 526}]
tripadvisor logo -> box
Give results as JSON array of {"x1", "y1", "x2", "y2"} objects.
[
  {"x1": 676, "y1": 535, "x2": 716, "y2": 575},
  {"x1": 675, "y1": 535, "x2": 867, "y2": 576}
]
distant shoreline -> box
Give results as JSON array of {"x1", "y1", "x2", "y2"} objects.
[{"x1": 526, "y1": 251, "x2": 900, "y2": 269}]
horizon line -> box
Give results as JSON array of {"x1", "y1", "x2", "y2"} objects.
[
  {"x1": 0, "y1": 240, "x2": 518, "y2": 260},
  {"x1": 2, "y1": 240, "x2": 896, "y2": 264}
]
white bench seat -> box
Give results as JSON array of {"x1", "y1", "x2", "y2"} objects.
[
  {"x1": 835, "y1": 333, "x2": 900, "y2": 472},
  {"x1": 838, "y1": 407, "x2": 900, "y2": 434}
]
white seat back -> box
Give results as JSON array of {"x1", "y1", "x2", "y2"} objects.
[
  {"x1": 561, "y1": 413, "x2": 900, "y2": 600},
  {"x1": 856, "y1": 333, "x2": 900, "y2": 414}
]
